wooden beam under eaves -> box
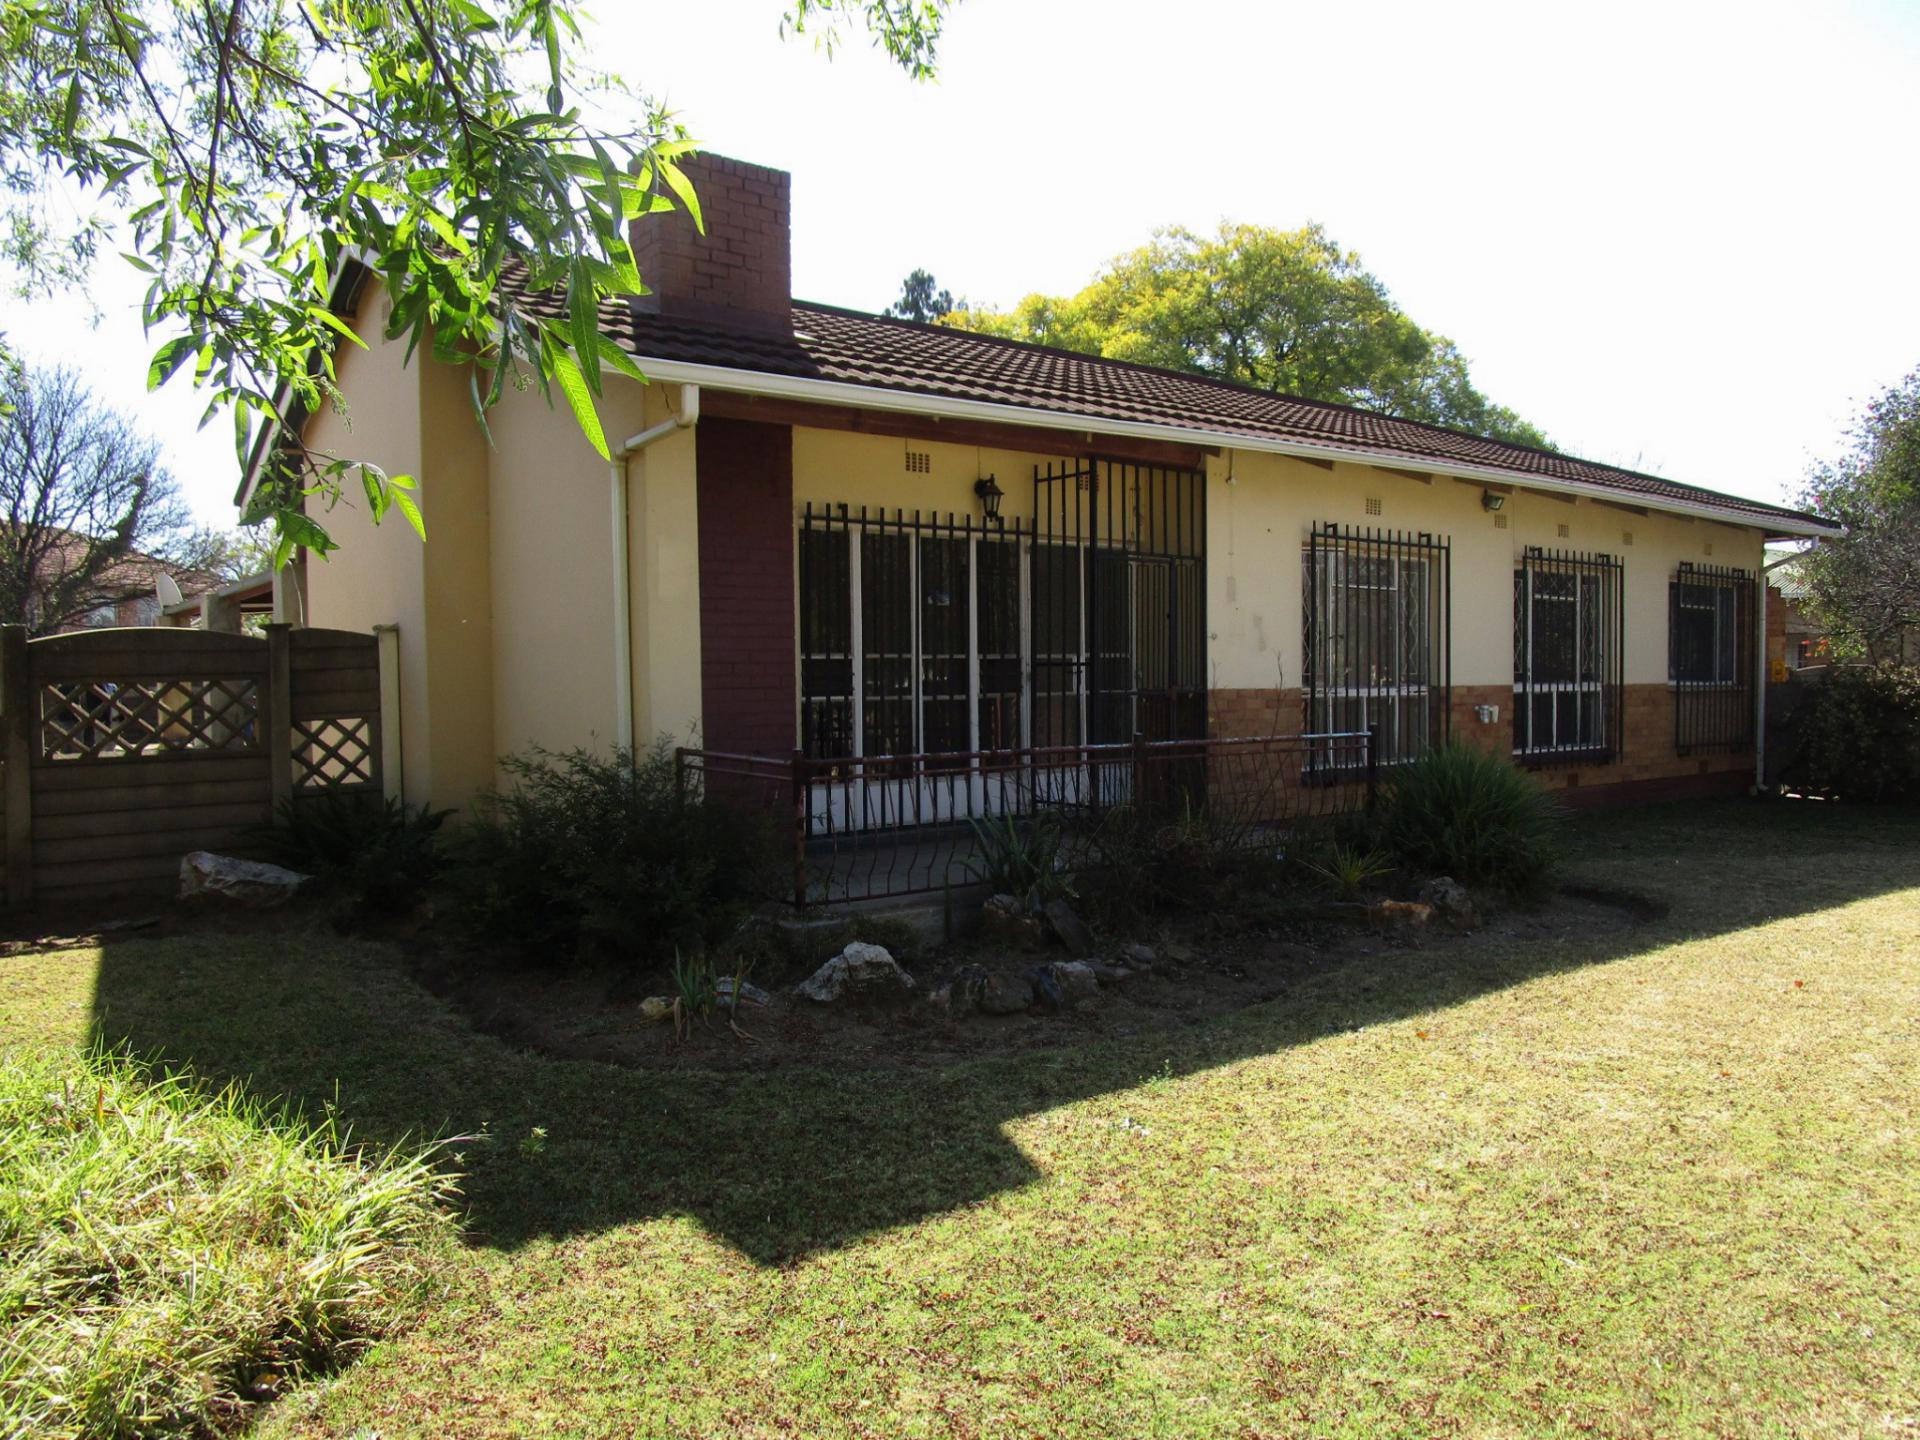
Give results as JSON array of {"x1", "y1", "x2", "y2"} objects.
[{"x1": 1379, "y1": 465, "x2": 1434, "y2": 485}]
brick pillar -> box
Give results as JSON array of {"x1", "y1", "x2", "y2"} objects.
[
  {"x1": 696, "y1": 418, "x2": 795, "y2": 756},
  {"x1": 629, "y1": 153, "x2": 792, "y2": 337}
]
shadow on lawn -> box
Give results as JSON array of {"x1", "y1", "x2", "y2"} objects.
[{"x1": 86, "y1": 799, "x2": 1920, "y2": 1265}]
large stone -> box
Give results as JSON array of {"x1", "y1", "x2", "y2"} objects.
[
  {"x1": 1047, "y1": 960, "x2": 1101, "y2": 1005},
  {"x1": 1119, "y1": 942, "x2": 1157, "y2": 969},
  {"x1": 179, "y1": 851, "x2": 309, "y2": 907},
  {"x1": 979, "y1": 893, "x2": 1048, "y2": 950},
  {"x1": 1043, "y1": 898, "x2": 1097, "y2": 958},
  {"x1": 979, "y1": 971, "x2": 1034, "y2": 1016},
  {"x1": 794, "y1": 942, "x2": 915, "y2": 1003},
  {"x1": 1416, "y1": 876, "x2": 1477, "y2": 927},
  {"x1": 715, "y1": 976, "x2": 772, "y2": 1009}
]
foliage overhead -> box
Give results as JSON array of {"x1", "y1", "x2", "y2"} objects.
[
  {"x1": 0, "y1": 0, "x2": 953, "y2": 564},
  {"x1": 0, "y1": 360, "x2": 235, "y2": 632},
  {"x1": 947, "y1": 223, "x2": 1551, "y2": 448},
  {"x1": 1796, "y1": 366, "x2": 1920, "y2": 662},
  {"x1": 884, "y1": 267, "x2": 955, "y2": 323}
]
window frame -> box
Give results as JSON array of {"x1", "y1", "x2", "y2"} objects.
[
  {"x1": 1512, "y1": 546, "x2": 1624, "y2": 764},
  {"x1": 1668, "y1": 562, "x2": 1757, "y2": 755}
]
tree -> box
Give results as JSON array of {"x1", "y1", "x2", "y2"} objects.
[
  {"x1": 1797, "y1": 367, "x2": 1920, "y2": 663},
  {"x1": 947, "y1": 223, "x2": 1550, "y2": 448},
  {"x1": 0, "y1": 362, "x2": 218, "y2": 633},
  {"x1": 1, "y1": 0, "x2": 953, "y2": 561},
  {"x1": 884, "y1": 268, "x2": 954, "y2": 322}
]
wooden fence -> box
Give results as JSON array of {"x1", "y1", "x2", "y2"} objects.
[{"x1": 0, "y1": 623, "x2": 399, "y2": 906}]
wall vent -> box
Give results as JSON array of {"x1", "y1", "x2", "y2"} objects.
[
  {"x1": 1364, "y1": 497, "x2": 1382, "y2": 516},
  {"x1": 1704, "y1": 542, "x2": 1714, "y2": 556},
  {"x1": 1622, "y1": 530, "x2": 1634, "y2": 546},
  {"x1": 1557, "y1": 522, "x2": 1571, "y2": 538},
  {"x1": 905, "y1": 449, "x2": 932, "y2": 474},
  {"x1": 1493, "y1": 513, "x2": 1509, "y2": 530}
]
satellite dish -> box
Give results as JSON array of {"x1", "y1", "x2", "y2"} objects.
[{"x1": 155, "y1": 572, "x2": 185, "y2": 608}]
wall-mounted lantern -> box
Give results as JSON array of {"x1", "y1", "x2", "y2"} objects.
[
  {"x1": 1481, "y1": 490, "x2": 1507, "y2": 513},
  {"x1": 974, "y1": 475, "x2": 1005, "y2": 524}
]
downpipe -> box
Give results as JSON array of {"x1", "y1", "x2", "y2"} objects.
[
  {"x1": 609, "y1": 384, "x2": 700, "y2": 753},
  {"x1": 1754, "y1": 544, "x2": 1814, "y2": 795}
]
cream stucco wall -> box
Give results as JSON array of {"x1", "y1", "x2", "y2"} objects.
[
  {"x1": 1207, "y1": 449, "x2": 1765, "y2": 692},
  {"x1": 299, "y1": 298, "x2": 433, "y2": 802},
  {"x1": 629, "y1": 382, "x2": 703, "y2": 746}
]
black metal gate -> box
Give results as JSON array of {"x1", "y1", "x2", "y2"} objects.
[{"x1": 1031, "y1": 458, "x2": 1207, "y2": 750}]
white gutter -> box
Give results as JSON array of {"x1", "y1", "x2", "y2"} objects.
[
  {"x1": 624, "y1": 356, "x2": 1841, "y2": 540},
  {"x1": 1755, "y1": 545, "x2": 1815, "y2": 793},
  {"x1": 609, "y1": 384, "x2": 700, "y2": 751}
]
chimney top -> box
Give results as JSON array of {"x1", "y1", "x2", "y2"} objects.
[{"x1": 629, "y1": 153, "x2": 792, "y2": 338}]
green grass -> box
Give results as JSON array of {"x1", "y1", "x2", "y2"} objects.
[
  {"x1": 2, "y1": 798, "x2": 1918, "y2": 1438},
  {"x1": 0, "y1": 1049, "x2": 457, "y2": 1438}
]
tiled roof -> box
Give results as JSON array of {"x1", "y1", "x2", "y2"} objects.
[{"x1": 512, "y1": 272, "x2": 1830, "y2": 533}]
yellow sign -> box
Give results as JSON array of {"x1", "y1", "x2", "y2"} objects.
[{"x1": 1770, "y1": 658, "x2": 1789, "y2": 683}]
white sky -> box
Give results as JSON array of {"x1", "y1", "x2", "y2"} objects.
[{"x1": 4, "y1": 0, "x2": 1917, "y2": 526}]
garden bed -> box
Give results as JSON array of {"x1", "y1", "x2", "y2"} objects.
[{"x1": 411, "y1": 884, "x2": 1657, "y2": 1073}]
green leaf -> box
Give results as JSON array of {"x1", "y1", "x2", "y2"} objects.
[
  {"x1": 146, "y1": 335, "x2": 197, "y2": 391},
  {"x1": 551, "y1": 348, "x2": 608, "y2": 460}
]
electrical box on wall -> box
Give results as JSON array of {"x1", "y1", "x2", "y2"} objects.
[{"x1": 1474, "y1": 703, "x2": 1501, "y2": 724}]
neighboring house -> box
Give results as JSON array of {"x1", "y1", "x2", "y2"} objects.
[
  {"x1": 1765, "y1": 546, "x2": 1919, "y2": 670},
  {"x1": 240, "y1": 154, "x2": 1838, "y2": 817},
  {"x1": 17, "y1": 532, "x2": 221, "y2": 635},
  {"x1": 159, "y1": 569, "x2": 280, "y2": 633}
]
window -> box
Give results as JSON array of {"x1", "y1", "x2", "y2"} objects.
[
  {"x1": 1303, "y1": 523, "x2": 1451, "y2": 765},
  {"x1": 1669, "y1": 563, "x2": 1755, "y2": 753},
  {"x1": 1512, "y1": 548, "x2": 1623, "y2": 761},
  {"x1": 797, "y1": 505, "x2": 1027, "y2": 761}
]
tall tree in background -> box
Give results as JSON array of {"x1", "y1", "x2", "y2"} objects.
[
  {"x1": 948, "y1": 223, "x2": 1549, "y2": 448},
  {"x1": 1, "y1": 0, "x2": 954, "y2": 561},
  {"x1": 884, "y1": 268, "x2": 955, "y2": 322},
  {"x1": 0, "y1": 364, "x2": 225, "y2": 633},
  {"x1": 1798, "y1": 367, "x2": 1920, "y2": 663}
]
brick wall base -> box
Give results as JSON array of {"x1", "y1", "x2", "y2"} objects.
[{"x1": 1208, "y1": 684, "x2": 1752, "y2": 810}]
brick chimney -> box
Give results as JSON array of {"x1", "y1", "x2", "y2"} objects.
[{"x1": 629, "y1": 153, "x2": 792, "y2": 337}]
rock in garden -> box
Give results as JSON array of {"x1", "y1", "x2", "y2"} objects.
[
  {"x1": 979, "y1": 971, "x2": 1034, "y2": 1016},
  {"x1": 794, "y1": 942, "x2": 916, "y2": 1003},
  {"x1": 714, "y1": 976, "x2": 772, "y2": 1008},
  {"x1": 980, "y1": 893, "x2": 1048, "y2": 950},
  {"x1": 1048, "y1": 960, "x2": 1101, "y2": 1004},
  {"x1": 1087, "y1": 960, "x2": 1134, "y2": 986},
  {"x1": 178, "y1": 851, "x2": 309, "y2": 907},
  {"x1": 945, "y1": 963, "x2": 992, "y2": 1012},
  {"x1": 1368, "y1": 899, "x2": 1434, "y2": 928},
  {"x1": 1043, "y1": 898, "x2": 1097, "y2": 958},
  {"x1": 1416, "y1": 876, "x2": 1477, "y2": 927},
  {"x1": 639, "y1": 996, "x2": 675, "y2": 1023},
  {"x1": 1026, "y1": 963, "x2": 1065, "y2": 1012},
  {"x1": 1120, "y1": 942, "x2": 1157, "y2": 969}
]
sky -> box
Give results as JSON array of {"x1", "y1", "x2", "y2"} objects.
[{"x1": 4, "y1": 0, "x2": 1918, "y2": 528}]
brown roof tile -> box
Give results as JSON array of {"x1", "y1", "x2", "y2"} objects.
[{"x1": 507, "y1": 270, "x2": 1828, "y2": 532}]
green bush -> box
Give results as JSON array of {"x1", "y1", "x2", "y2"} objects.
[
  {"x1": 252, "y1": 793, "x2": 451, "y2": 916},
  {"x1": 443, "y1": 742, "x2": 781, "y2": 965},
  {"x1": 1377, "y1": 742, "x2": 1560, "y2": 897},
  {"x1": 1787, "y1": 664, "x2": 1920, "y2": 803},
  {"x1": 0, "y1": 1047, "x2": 455, "y2": 1438},
  {"x1": 1073, "y1": 799, "x2": 1284, "y2": 923},
  {"x1": 964, "y1": 813, "x2": 1076, "y2": 906}
]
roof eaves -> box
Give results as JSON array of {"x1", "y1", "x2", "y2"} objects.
[{"x1": 621, "y1": 352, "x2": 1842, "y2": 539}]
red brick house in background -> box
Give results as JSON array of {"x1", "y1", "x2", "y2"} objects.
[{"x1": 17, "y1": 530, "x2": 221, "y2": 636}]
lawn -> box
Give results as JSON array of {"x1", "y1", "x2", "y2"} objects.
[{"x1": 3, "y1": 799, "x2": 1917, "y2": 1438}]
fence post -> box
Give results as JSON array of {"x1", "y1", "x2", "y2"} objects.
[
  {"x1": 1131, "y1": 729, "x2": 1147, "y2": 813},
  {"x1": 2, "y1": 626, "x2": 33, "y2": 907},
  {"x1": 374, "y1": 625, "x2": 403, "y2": 804},
  {"x1": 1365, "y1": 723, "x2": 1380, "y2": 814},
  {"x1": 266, "y1": 623, "x2": 294, "y2": 819},
  {"x1": 790, "y1": 749, "x2": 808, "y2": 910}
]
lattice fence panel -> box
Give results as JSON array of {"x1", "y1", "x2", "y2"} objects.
[
  {"x1": 292, "y1": 716, "x2": 375, "y2": 790},
  {"x1": 39, "y1": 678, "x2": 260, "y2": 761}
]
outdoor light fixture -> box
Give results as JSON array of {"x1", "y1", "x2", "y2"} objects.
[
  {"x1": 1481, "y1": 490, "x2": 1507, "y2": 512},
  {"x1": 974, "y1": 474, "x2": 1005, "y2": 523}
]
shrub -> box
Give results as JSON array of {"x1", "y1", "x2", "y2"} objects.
[
  {"x1": 1306, "y1": 842, "x2": 1395, "y2": 899},
  {"x1": 1073, "y1": 798, "x2": 1284, "y2": 923},
  {"x1": 252, "y1": 793, "x2": 451, "y2": 916},
  {"x1": 1786, "y1": 664, "x2": 1920, "y2": 803},
  {"x1": 443, "y1": 742, "x2": 780, "y2": 965},
  {"x1": 0, "y1": 1047, "x2": 455, "y2": 1438},
  {"x1": 1377, "y1": 742, "x2": 1560, "y2": 897},
  {"x1": 964, "y1": 813, "x2": 1076, "y2": 906}
]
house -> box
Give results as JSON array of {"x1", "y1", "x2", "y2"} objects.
[
  {"x1": 242, "y1": 153, "x2": 1838, "y2": 825},
  {"x1": 14, "y1": 530, "x2": 222, "y2": 634},
  {"x1": 1765, "y1": 546, "x2": 1917, "y2": 670}
]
